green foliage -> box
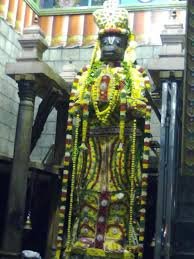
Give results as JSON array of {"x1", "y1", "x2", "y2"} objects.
[
  {"x1": 85, "y1": 61, "x2": 103, "y2": 87},
  {"x1": 121, "y1": 61, "x2": 133, "y2": 95}
]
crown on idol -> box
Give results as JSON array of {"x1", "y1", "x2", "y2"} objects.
[{"x1": 93, "y1": 0, "x2": 130, "y2": 36}]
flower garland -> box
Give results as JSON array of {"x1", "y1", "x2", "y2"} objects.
[
  {"x1": 69, "y1": 55, "x2": 150, "y2": 133},
  {"x1": 54, "y1": 115, "x2": 73, "y2": 259},
  {"x1": 65, "y1": 113, "x2": 80, "y2": 258},
  {"x1": 80, "y1": 90, "x2": 90, "y2": 150},
  {"x1": 128, "y1": 117, "x2": 137, "y2": 250},
  {"x1": 54, "y1": 40, "x2": 151, "y2": 258},
  {"x1": 138, "y1": 105, "x2": 151, "y2": 259},
  {"x1": 86, "y1": 138, "x2": 98, "y2": 189},
  {"x1": 119, "y1": 83, "x2": 127, "y2": 148},
  {"x1": 91, "y1": 66, "x2": 120, "y2": 124}
]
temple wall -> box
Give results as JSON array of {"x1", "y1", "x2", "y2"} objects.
[
  {"x1": 0, "y1": 17, "x2": 58, "y2": 161},
  {"x1": 30, "y1": 97, "x2": 57, "y2": 162},
  {"x1": 0, "y1": 18, "x2": 21, "y2": 158},
  {"x1": 0, "y1": 16, "x2": 162, "y2": 162},
  {"x1": 43, "y1": 48, "x2": 93, "y2": 74},
  {"x1": 42, "y1": 45, "x2": 162, "y2": 74},
  {"x1": 150, "y1": 110, "x2": 160, "y2": 142}
]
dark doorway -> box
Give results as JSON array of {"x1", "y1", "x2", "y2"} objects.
[{"x1": 22, "y1": 171, "x2": 60, "y2": 258}]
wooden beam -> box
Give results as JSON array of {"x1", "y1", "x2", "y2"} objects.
[
  {"x1": 53, "y1": 100, "x2": 69, "y2": 165},
  {"x1": 30, "y1": 90, "x2": 58, "y2": 153}
]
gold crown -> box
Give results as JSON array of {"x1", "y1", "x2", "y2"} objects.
[{"x1": 93, "y1": 0, "x2": 130, "y2": 36}]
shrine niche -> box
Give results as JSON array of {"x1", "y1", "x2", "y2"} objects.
[{"x1": 54, "y1": 0, "x2": 151, "y2": 258}]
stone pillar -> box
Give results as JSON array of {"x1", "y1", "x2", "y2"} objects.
[
  {"x1": 1, "y1": 78, "x2": 36, "y2": 258},
  {"x1": 0, "y1": 17, "x2": 48, "y2": 258}
]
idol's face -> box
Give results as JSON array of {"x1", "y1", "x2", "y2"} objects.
[{"x1": 99, "y1": 34, "x2": 128, "y2": 62}]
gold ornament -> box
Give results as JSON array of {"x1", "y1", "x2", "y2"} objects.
[{"x1": 93, "y1": 0, "x2": 130, "y2": 36}]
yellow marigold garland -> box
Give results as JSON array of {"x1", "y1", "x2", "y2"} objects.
[
  {"x1": 119, "y1": 87, "x2": 127, "y2": 146},
  {"x1": 128, "y1": 117, "x2": 137, "y2": 250},
  {"x1": 138, "y1": 105, "x2": 151, "y2": 259},
  {"x1": 91, "y1": 70, "x2": 120, "y2": 124},
  {"x1": 54, "y1": 113, "x2": 74, "y2": 259},
  {"x1": 65, "y1": 114, "x2": 80, "y2": 258},
  {"x1": 55, "y1": 43, "x2": 151, "y2": 258}
]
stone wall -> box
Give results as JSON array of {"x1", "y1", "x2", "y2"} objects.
[
  {"x1": 150, "y1": 110, "x2": 160, "y2": 143},
  {"x1": 42, "y1": 45, "x2": 162, "y2": 74},
  {"x1": 43, "y1": 48, "x2": 93, "y2": 74},
  {"x1": 0, "y1": 18, "x2": 58, "y2": 161},
  {"x1": 30, "y1": 97, "x2": 57, "y2": 162},
  {"x1": 0, "y1": 17, "x2": 161, "y2": 162},
  {"x1": 0, "y1": 18, "x2": 21, "y2": 158}
]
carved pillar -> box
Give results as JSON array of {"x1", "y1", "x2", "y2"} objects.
[{"x1": 1, "y1": 79, "x2": 36, "y2": 258}]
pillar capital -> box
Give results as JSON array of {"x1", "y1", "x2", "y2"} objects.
[{"x1": 17, "y1": 80, "x2": 36, "y2": 102}]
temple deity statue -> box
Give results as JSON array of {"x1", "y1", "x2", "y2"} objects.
[{"x1": 54, "y1": 1, "x2": 151, "y2": 258}]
